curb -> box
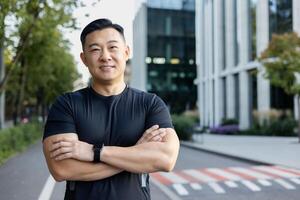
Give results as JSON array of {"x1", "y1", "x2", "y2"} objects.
[{"x1": 180, "y1": 141, "x2": 273, "y2": 166}]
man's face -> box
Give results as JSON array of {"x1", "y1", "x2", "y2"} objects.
[{"x1": 80, "y1": 28, "x2": 129, "y2": 84}]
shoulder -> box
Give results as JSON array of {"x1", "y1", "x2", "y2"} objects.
[
  {"x1": 127, "y1": 87, "x2": 166, "y2": 109},
  {"x1": 54, "y1": 87, "x2": 89, "y2": 106}
]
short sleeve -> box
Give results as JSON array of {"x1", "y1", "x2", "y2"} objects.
[
  {"x1": 43, "y1": 94, "x2": 76, "y2": 140},
  {"x1": 145, "y1": 95, "x2": 174, "y2": 130}
]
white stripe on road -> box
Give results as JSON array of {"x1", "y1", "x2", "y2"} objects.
[
  {"x1": 160, "y1": 172, "x2": 188, "y2": 184},
  {"x1": 38, "y1": 175, "x2": 56, "y2": 200},
  {"x1": 224, "y1": 181, "x2": 238, "y2": 188},
  {"x1": 253, "y1": 166, "x2": 298, "y2": 178},
  {"x1": 208, "y1": 182, "x2": 226, "y2": 194},
  {"x1": 190, "y1": 183, "x2": 202, "y2": 190},
  {"x1": 150, "y1": 178, "x2": 182, "y2": 200},
  {"x1": 274, "y1": 179, "x2": 296, "y2": 190},
  {"x1": 183, "y1": 169, "x2": 217, "y2": 182},
  {"x1": 230, "y1": 167, "x2": 271, "y2": 179},
  {"x1": 257, "y1": 179, "x2": 272, "y2": 186},
  {"x1": 290, "y1": 178, "x2": 300, "y2": 184},
  {"x1": 206, "y1": 168, "x2": 242, "y2": 181},
  {"x1": 172, "y1": 184, "x2": 189, "y2": 196},
  {"x1": 241, "y1": 180, "x2": 261, "y2": 191}
]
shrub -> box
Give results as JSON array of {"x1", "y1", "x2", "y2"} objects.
[
  {"x1": 0, "y1": 123, "x2": 42, "y2": 165},
  {"x1": 221, "y1": 118, "x2": 238, "y2": 125},
  {"x1": 210, "y1": 124, "x2": 239, "y2": 135},
  {"x1": 172, "y1": 114, "x2": 195, "y2": 141}
]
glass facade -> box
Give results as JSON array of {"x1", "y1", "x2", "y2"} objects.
[
  {"x1": 148, "y1": 0, "x2": 194, "y2": 11},
  {"x1": 269, "y1": 0, "x2": 293, "y2": 36},
  {"x1": 147, "y1": 0, "x2": 196, "y2": 113}
]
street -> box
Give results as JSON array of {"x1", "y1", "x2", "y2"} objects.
[
  {"x1": 0, "y1": 142, "x2": 300, "y2": 200},
  {"x1": 151, "y1": 146, "x2": 300, "y2": 200}
]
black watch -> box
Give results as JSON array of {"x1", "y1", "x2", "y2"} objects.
[{"x1": 93, "y1": 144, "x2": 103, "y2": 163}]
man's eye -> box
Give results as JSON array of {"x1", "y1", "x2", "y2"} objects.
[{"x1": 110, "y1": 46, "x2": 118, "y2": 49}]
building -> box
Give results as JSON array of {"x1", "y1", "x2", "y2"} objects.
[
  {"x1": 132, "y1": 0, "x2": 197, "y2": 113},
  {"x1": 196, "y1": 0, "x2": 300, "y2": 129}
]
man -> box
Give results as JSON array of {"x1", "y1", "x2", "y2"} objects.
[{"x1": 43, "y1": 18, "x2": 179, "y2": 200}]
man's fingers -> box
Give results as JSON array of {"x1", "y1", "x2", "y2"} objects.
[
  {"x1": 145, "y1": 125, "x2": 159, "y2": 134},
  {"x1": 50, "y1": 141, "x2": 73, "y2": 152},
  {"x1": 54, "y1": 152, "x2": 73, "y2": 161},
  {"x1": 50, "y1": 147, "x2": 72, "y2": 158}
]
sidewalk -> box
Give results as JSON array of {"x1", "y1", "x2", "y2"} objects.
[{"x1": 181, "y1": 133, "x2": 300, "y2": 169}]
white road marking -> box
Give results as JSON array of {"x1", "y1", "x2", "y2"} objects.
[
  {"x1": 241, "y1": 180, "x2": 261, "y2": 191},
  {"x1": 38, "y1": 175, "x2": 56, "y2": 200},
  {"x1": 160, "y1": 172, "x2": 188, "y2": 184},
  {"x1": 206, "y1": 168, "x2": 242, "y2": 181},
  {"x1": 150, "y1": 178, "x2": 182, "y2": 200},
  {"x1": 183, "y1": 169, "x2": 217, "y2": 182},
  {"x1": 172, "y1": 184, "x2": 189, "y2": 196},
  {"x1": 257, "y1": 179, "x2": 272, "y2": 186},
  {"x1": 274, "y1": 179, "x2": 296, "y2": 190},
  {"x1": 253, "y1": 166, "x2": 299, "y2": 178},
  {"x1": 224, "y1": 181, "x2": 238, "y2": 188},
  {"x1": 208, "y1": 182, "x2": 226, "y2": 194},
  {"x1": 290, "y1": 178, "x2": 300, "y2": 184},
  {"x1": 230, "y1": 167, "x2": 271, "y2": 179},
  {"x1": 190, "y1": 183, "x2": 202, "y2": 190}
]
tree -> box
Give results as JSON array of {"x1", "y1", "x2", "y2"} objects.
[{"x1": 259, "y1": 32, "x2": 300, "y2": 142}]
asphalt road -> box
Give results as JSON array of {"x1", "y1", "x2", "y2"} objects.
[
  {"x1": 151, "y1": 146, "x2": 300, "y2": 200},
  {"x1": 1, "y1": 143, "x2": 300, "y2": 200}
]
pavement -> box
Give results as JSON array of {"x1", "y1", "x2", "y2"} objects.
[{"x1": 181, "y1": 133, "x2": 300, "y2": 169}]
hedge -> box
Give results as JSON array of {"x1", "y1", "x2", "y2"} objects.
[{"x1": 0, "y1": 122, "x2": 42, "y2": 165}]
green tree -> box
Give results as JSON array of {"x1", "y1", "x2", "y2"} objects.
[{"x1": 259, "y1": 32, "x2": 300, "y2": 142}]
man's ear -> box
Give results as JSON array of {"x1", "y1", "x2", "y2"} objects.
[
  {"x1": 80, "y1": 52, "x2": 88, "y2": 67},
  {"x1": 125, "y1": 45, "x2": 130, "y2": 61}
]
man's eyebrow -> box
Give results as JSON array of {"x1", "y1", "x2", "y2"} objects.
[{"x1": 107, "y1": 40, "x2": 119, "y2": 44}]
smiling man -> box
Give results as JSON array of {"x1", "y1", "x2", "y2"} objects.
[{"x1": 42, "y1": 19, "x2": 180, "y2": 200}]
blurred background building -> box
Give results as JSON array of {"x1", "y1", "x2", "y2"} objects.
[
  {"x1": 131, "y1": 0, "x2": 197, "y2": 114},
  {"x1": 196, "y1": 0, "x2": 300, "y2": 129}
]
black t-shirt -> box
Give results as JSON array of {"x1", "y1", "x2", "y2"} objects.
[{"x1": 43, "y1": 86, "x2": 173, "y2": 200}]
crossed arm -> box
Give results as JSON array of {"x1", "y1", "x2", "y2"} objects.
[{"x1": 43, "y1": 125, "x2": 179, "y2": 182}]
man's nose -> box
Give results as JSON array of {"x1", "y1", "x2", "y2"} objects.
[{"x1": 100, "y1": 49, "x2": 112, "y2": 61}]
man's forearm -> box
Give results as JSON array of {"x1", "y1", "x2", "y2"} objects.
[
  {"x1": 100, "y1": 129, "x2": 179, "y2": 173},
  {"x1": 50, "y1": 159, "x2": 122, "y2": 181}
]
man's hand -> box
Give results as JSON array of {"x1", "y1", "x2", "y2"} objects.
[
  {"x1": 136, "y1": 125, "x2": 167, "y2": 145},
  {"x1": 49, "y1": 125, "x2": 166, "y2": 162},
  {"x1": 50, "y1": 137, "x2": 93, "y2": 161}
]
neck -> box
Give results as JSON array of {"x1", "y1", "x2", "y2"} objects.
[{"x1": 91, "y1": 81, "x2": 126, "y2": 96}]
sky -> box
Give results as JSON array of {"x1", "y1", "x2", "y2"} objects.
[{"x1": 65, "y1": 0, "x2": 145, "y2": 83}]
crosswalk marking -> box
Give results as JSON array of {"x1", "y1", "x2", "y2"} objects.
[
  {"x1": 290, "y1": 178, "x2": 300, "y2": 184},
  {"x1": 160, "y1": 172, "x2": 188, "y2": 184},
  {"x1": 183, "y1": 169, "x2": 217, "y2": 182},
  {"x1": 276, "y1": 166, "x2": 300, "y2": 175},
  {"x1": 274, "y1": 179, "x2": 296, "y2": 190},
  {"x1": 224, "y1": 181, "x2": 238, "y2": 188},
  {"x1": 241, "y1": 180, "x2": 261, "y2": 191},
  {"x1": 190, "y1": 183, "x2": 202, "y2": 190},
  {"x1": 172, "y1": 183, "x2": 189, "y2": 196},
  {"x1": 151, "y1": 165, "x2": 300, "y2": 196},
  {"x1": 253, "y1": 166, "x2": 299, "y2": 178},
  {"x1": 206, "y1": 168, "x2": 242, "y2": 181},
  {"x1": 208, "y1": 182, "x2": 226, "y2": 193},
  {"x1": 229, "y1": 167, "x2": 271, "y2": 179},
  {"x1": 257, "y1": 179, "x2": 272, "y2": 186}
]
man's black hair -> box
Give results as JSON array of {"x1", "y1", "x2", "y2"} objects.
[{"x1": 80, "y1": 18, "x2": 125, "y2": 49}]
